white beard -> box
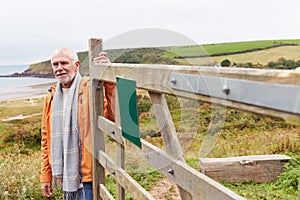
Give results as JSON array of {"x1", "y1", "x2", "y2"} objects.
[{"x1": 56, "y1": 71, "x2": 76, "y2": 85}]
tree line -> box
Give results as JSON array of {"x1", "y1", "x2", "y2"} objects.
[{"x1": 222, "y1": 58, "x2": 300, "y2": 70}]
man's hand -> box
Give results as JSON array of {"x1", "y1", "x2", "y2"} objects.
[
  {"x1": 41, "y1": 182, "x2": 53, "y2": 198},
  {"x1": 93, "y1": 52, "x2": 110, "y2": 64}
]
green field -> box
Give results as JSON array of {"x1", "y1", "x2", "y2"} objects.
[
  {"x1": 28, "y1": 39, "x2": 300, "y2": 74},
  {"x1": 184, "y1": 45, "x2": 300, "y2": 66},
  {"x1": 164, "y1": 39, "x2": 300, "y2": 58}
]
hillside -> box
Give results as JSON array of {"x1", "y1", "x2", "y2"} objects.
[
  {"x1": 164, "y1": 39, "x2": 300, "y2": 58},
  {"x1": 22, "y1": 51, "x2": 89, "y2": 78},
  {"x1": 184, "y1": 45, "x2": 300, "y2": 66},
  {"x1": 22, "y1": 39, "x2": 300, "y2": 77}
]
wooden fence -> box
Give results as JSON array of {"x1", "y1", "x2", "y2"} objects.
[{"x1": 88, "y1": 38, "x2": 300, "y2": 200}]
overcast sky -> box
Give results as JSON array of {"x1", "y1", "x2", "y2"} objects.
[{"x1": 1, "y1": 0, "x2": 300, "y2": 65}]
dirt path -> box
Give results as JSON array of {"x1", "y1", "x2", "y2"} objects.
[
  {"x1": 149, "y1": 178, "x2": 181, "y2": 200},
  {"x1": 1, "y1": 113, "x2": 42, "y2": 122}
]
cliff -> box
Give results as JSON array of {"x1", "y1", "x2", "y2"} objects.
[{"x1": 1, "y1": 51, "x2": 90, "y2": 78}]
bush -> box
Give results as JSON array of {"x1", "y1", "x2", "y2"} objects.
[
  {"x1": 137, "y1": 95, "x2": 152, "y2": 115},
  {"x1": 113, "y1": 48, "x2": 179, "y2": 65},
  {"x1": 221, "y1": 59, "x2": 231, "y2": 67},
  {"x1": 0, "y1": 118, "x2": 41, "y2": 150},
  {"x1": 165, "y1": 95, "x2": 180, "y2": 110},
  {"x1": 267, "y1": 58, "x2": 300, "y2": 69},
  {"x1": 274, "y1": 156, "x2": 300, "y2": 193}
]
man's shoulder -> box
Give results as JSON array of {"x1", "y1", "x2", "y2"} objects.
[
  {"x1": 79, "y1": 76, "x2": 90, "y2": 90},
  {"x1": 47, "y1": 84, "x2": 56, "y2": 93},
  {"x1": 81, "y1": 76, "x2": 90, "y2": 84},
  {"x1": 45, "y1": 84, "x2": 56, "y2": 98}
]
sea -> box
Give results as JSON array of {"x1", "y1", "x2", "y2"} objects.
[{"x1": 0, "y1": 64, "x2": 56, "y2": 101}]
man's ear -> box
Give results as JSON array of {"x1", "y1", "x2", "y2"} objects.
[{"x1": 75, "y1": 61, "x2": 81, "y2": 71}]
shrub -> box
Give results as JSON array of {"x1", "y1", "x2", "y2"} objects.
[
  {"x1": 274, "y1": 156, "x2": 300, "y2": 193},
  {"x1": 221, "y1": 59, "x2": 231, "y2": 67},
  {"x1": 113, "y1": 48, "x2": 179, "y2": 65},
  {"x1": 165, "y1": 95, "x2": 180, "y2": 110},
  {"x1": 137, "y1": 95, "x2": 152, "y2": 115},
  {"x1": 267, "y1": 58, "x2": 300, "y2": 69},
  {"x1": 0, "y1": 118, "x2": 41, "y2": 150}
]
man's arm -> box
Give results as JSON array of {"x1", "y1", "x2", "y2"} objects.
[
  {"x1": 104, "y1": 82, "x2": 115, "y2": 122},
  {"x1": 93, "y1": 52, "x2": 115, "y2": 122},
  {"x1": 40, "y1": 92, "x2": 53, "y2": 197}
]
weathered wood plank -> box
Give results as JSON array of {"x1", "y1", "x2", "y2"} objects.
[
  {"x1": 99, "y1": 184, "x2": 114, "y2": 200},
  {"x1": 90, "y1": 64, "x2": 300, "y2": 125},
  {"x1": 91, "y1": 63, "x2": 300, "y2": 85},
  {"x1": 199, "y1": 155, "x2": 291, "y2": 183},
  {"x1": 98, "y1": 116, "x2": 124, "y2": 145},
  {"x1": 114, "y1": 87, "x2": 125, "y2": 200},
  {"x1": 149, "y1": 92, "x2": 184, "y2": 158},
  {"x1": 98, "y1": 150, "x2": 156, "y2": 200},
  {"x1": 98, "y1": 112, "x2": 245, "y2": 199},
  {"x1": 89, "y1": 38, "x2": 103, "y2": 71},
  {"x1": 136, "y1": 139, "x2": 246, "y2": 200},
  {"x1": 149, "y1": 92, "x2": 192, "y2": 200},
  {"x1": 89, "y1": 38, "x2": 105, "y2": 200}
]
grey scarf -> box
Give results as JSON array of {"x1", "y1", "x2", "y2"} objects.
[{"x1": 51, "y1": 72, "x2": 83, "y2": 199}]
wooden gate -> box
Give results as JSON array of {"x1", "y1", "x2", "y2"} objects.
[{"x1": 89, "y1": 38, "x2": 300, "y2": 200}]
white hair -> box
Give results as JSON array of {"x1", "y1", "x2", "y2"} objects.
[{"x1": 51, "y1": 48, "x2": 79, "y2": 65}]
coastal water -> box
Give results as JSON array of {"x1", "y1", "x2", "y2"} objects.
[
  {"x1": 0, "y1": 65, "x2": 56, "y2": 100},
  {"x1": 0, "y1": 64, "x2": 29, "y2": 75},
  {"x1": 0, "y1": 77, "x2": 56, "y2": 89}
]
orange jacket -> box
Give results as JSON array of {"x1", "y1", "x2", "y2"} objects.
[{"x1": 40, "y1": 77, "x2": 115, "y2": 183}]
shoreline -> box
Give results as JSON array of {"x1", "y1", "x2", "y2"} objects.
[
  {"x1": 0, "y1": 72, "x2": 54, "y2": 78},
  {"x1": 0, "y1": 81, "x2": 56, "y2": 102},
  {"x1": 0, "y1": 94, "x2": 46, "y2": 102}
]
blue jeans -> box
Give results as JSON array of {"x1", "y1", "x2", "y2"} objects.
[{"x1": 79, "y1": 182, "x2": 93, "y2": 200}]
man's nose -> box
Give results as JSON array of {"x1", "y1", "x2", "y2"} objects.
[{"x1": 57, "y1": 63, "x2": 63, "y2": 70}]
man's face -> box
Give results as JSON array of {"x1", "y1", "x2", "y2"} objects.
[{"x1": 51, "y1": 52, "x2": 79, "y2": 88}]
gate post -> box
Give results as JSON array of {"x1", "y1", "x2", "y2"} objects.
[{"x1": 89, "y1": 38, "x2": 105, "y2": 200}]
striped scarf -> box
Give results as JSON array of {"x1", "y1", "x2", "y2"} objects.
[{"x1": 51, "y1": 72, "x2": 84, "y2": 199}]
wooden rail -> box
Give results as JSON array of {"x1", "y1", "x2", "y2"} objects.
[{"x1": 89, "y1": 38, "x2": 300, "y2": 200}]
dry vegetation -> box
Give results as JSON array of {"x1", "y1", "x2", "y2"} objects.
[{"x1": 0, "y1": 93, "x2": 299, "y2": 200}]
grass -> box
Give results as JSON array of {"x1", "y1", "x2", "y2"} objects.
[
  {"x1": 0, "y1": 95, "x2": 299, "y2": 199},
  {"x1": 0, "y1": 148, "x2": 42, "y2": 199},
  {"x1": 141, "y1": 99, "x2": 300, "y2": 199},
  {"x1": 28, "y1": 60, "x2": 52, "y2": 74},
  {"x1": 0, "y1": 145, "x2": 63, "y2": 200},
  {"x1": 164, "y1": 39, "x2": 300, "y2": 58},
  {"x1": 0, "y1": 98, "x2": 43, "y2": 119},
  {"x1": 105, "y1": 169, "x2": 163, "y2": 200},
  {"x1": 186, "y1": 45, "x2": 300, "y2": 66},
  {"x1": 223, "y1": 155, "x2": 300, "y2": 200}
]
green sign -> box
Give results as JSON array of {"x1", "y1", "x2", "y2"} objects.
[{"x1": 116, "y1": 77, "x2": 141, "y2": 148}]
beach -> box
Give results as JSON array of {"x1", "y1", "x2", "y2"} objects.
[
  {"x1": 0, "y1": 81, "x2": 56, "y2": 101},
  {"x1": 0, "y1": 65, "x2": 55, "y2": 101},
  {"x1": 0, "y1": 81, "x2": 55, "y2": 121}
]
